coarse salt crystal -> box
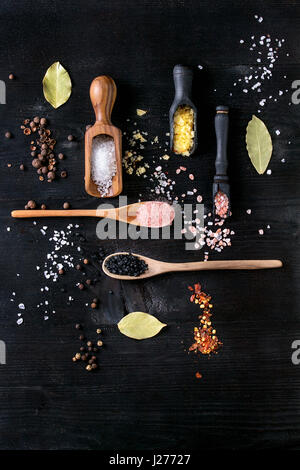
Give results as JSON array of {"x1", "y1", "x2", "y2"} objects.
[{"x1": 91, "y1": 135, "x2": 116, "y2": 196}]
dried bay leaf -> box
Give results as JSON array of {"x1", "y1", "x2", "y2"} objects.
[
  {"x1": 43, "y1": 62, "x2": 72, "y2": 109},
  {"x1": 118, "y1": 312, "x2": 167, "y2": 340},
  {"x1": 246, "y1": 115, "x2": 272, "y2": 174}
]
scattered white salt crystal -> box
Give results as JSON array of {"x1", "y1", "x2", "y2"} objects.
[
  {"x1": 267, "y1": 225, "x2": 271, "y2": 229},
  {"x1": 6, "y1": 227, "x2": 11, "y2": 231},
  {"x1": 18, "y1": 303, "x2": 25, "y2": 310},
  {"x1": 281, "y1": 158, "x2": 286, "y2": 163},
  {"x1": 91, "y1": 135, "x2": 116, "y2": 196},
  {"x1": 259, "y1": 229, "x2": 264, "y2": 235},
  {"x1": 246, "y1": 209, "x2": 252, "y2": 215},
  {"x1": 17, "y1": 318, "x2": 23, "y2": 325},
  {"x1": 266, "y1": 169, "x2": 272, "y2": 175},
  {"x1": 240, "y1": 39, "x2": 244, "y2": 44},
  {"x1": 198, "y1": 65, "x2": 203, "y2": 69},
  {"x1": 275, "y1": 130, "x2": 280, "y2": 135}
]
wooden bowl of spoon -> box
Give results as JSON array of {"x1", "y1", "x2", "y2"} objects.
[{"x1": 85, "y1": 76, "x2": 123, "y2": 198}]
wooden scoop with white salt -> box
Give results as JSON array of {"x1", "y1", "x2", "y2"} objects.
[{"x1": 85, "y1": 76, "x2": 123, "y2": 198}]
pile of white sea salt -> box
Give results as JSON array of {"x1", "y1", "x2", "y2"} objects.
[{"x1": 91, "y1": 135, "x2": 117, "y2": 196}]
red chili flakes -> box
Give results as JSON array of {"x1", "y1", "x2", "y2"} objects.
[
  {"x1": 214, "y1": 190, "x2": 229, "y2": 218},
  {"x1": 195, "y1": 372, "x2": 202, "y2": 379},
  {"x1": 188, "y1": 283, "x2": 222, "y2": 355}
]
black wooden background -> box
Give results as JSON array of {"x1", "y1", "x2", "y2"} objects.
[{"x1": 0, "y1": 0, "x2": 299, "y2": 451}]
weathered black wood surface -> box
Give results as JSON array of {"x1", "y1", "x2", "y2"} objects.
[{"x1": 0, "y1": 0, "x2": 299, "y2": 451}]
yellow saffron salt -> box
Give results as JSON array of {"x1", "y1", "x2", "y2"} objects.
[{"x1": 173, "y1": 105, "x2": 194, "y2": 156}]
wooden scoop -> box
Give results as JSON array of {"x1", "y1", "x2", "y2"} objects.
[
  {"x1": 85, "y1": 75, "x2": 123, "y2": 198},
  {"x1": 102, "y1": 252, "x2": 283, "y2": 280},
  {"x1": 11, "y1": 202, "x2": 173, "y2": 228}
]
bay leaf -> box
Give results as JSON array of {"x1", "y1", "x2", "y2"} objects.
[
  {"x1": 42, "y1": 62, "x2": 72, "y2": 109},
  {"x1": 246, "y1": 115, "x2": 273, "y2": 174},
  {"x1": 118, "y1": 312, "x2": 167, "y2": 340}
]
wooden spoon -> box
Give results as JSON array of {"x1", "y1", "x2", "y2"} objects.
[
  {"x1": 102, "y1": 252, "x2": 283, "y2": 280},
  {"x1": 11, "y1": 202, "x2": 173, "y2": 228},
  {"x1": 85, "y1": 75, "x2": 123, "y2": 198}
]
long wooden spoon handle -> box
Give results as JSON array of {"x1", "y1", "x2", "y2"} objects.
[
  {"x1": 167, "y1": 259, "x2": 283, "y2": 271},
  {"x1": 11, "y1": 210, "x2": 99, "y2": 218}
]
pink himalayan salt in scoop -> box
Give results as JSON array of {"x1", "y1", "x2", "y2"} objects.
[{"x1": 136, "y1": 201, "x2": 175, "y2": 228}]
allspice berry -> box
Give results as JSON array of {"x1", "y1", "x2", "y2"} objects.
[
  {"x1": 47, "y1": 171, "x2": 55, "y2": 180},
  {"x1": 27, "y1": 200, "x2": 36, "y2": 209},
  {"x1": 32, "y1": 158, "x2": 41, "y2": 169}
]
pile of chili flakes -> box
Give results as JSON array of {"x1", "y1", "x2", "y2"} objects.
[{"x1": 188, "y1": 283, "x2": 222, "y2": 355}]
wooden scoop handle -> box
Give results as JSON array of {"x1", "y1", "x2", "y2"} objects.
[{"x1": 90, "y1": 76, "x2": 117, "y2": 125}]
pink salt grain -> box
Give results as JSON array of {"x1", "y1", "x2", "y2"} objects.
[{"x1": 136, "y1": 201, "x2": 175, "y2": 228}]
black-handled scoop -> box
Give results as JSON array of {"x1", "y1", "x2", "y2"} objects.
[
  {"x1": 169, "y1": 65, "x2": 197, "y2": 156},
  {"x1": 213, "y1": 106, "x2": 230, "y2": 219}
]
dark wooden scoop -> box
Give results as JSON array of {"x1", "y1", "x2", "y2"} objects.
[
  {"x1": 169, "y1": 64, "x2": 197, "y2": 156},
  {"x1": 85, "y1": 76, "x2": 123, "y2": 198}
]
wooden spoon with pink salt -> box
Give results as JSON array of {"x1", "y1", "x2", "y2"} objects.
[{"x1": 11, "y1": 201, "x2": 175, "y2": 229}]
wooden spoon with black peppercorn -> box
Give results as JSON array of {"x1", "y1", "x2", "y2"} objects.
[{"x1": 102, "y1": 252, "x2": 283, "y2": 280}]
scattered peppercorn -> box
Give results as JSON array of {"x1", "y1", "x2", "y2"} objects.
[
  {"x1": 67, "y1": 134, "x2": 74, "y2": 141},
  {"x1": 19, "y1": 164, "x2": 25, "y2": 171},
  {"x1": 63, "y1": 202, "x2": 70, "y2": 209},
  {"x1": 5, "y1": 131, "x2": 12, "y2": 139},
  {"x1": 78, "y1": 283, "x2": 84, "y2": 290},
  {"x1": 75, "y1": 323, "x2": 82, "y2": 330},
  {"x1": 79, "y1": 334, "x2": 85, "y2": 341},
  {"x1": 58, "y1": 268, "x2": 64, "y2": 275},
  {"x1": 86, "y1": 279, "x2": 92, "y2": 286},
  {"x1": 76, "y1": 264, "x2": 82, "y2": 271},
  {"x1": 27, "y1": 200, "x2": 36, "y2": 209},
  {"x1": 8, "y1": 74, "x2": 14, "y2": 80},
  {"x1": 41, "y1": 204, "x2": 46, "y2": 210},
  {"x1": 40, "y1": 118, "x2": 47, "y2": 126},
  {"x1": 91, "y1": 302, "x2": 97, "y2": 309},
  {"x1": 83, "y1": 258, "x2": 89, "y2": 265},
  {"x1": 86, "y1": 365, "x2": 92, "y2": 371},
  {"x1": 96, "y1": 328, "x2": 101, "y2": 334},
  {"x1": 97, "y1": 340, "x2": 103, "y2": 347},
  {"x1": 60, "y1": 170, "x2": 67, "y2": 178},
  {"x1": 75, "y1": 353, "x2": 81, "y2": 360}
]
